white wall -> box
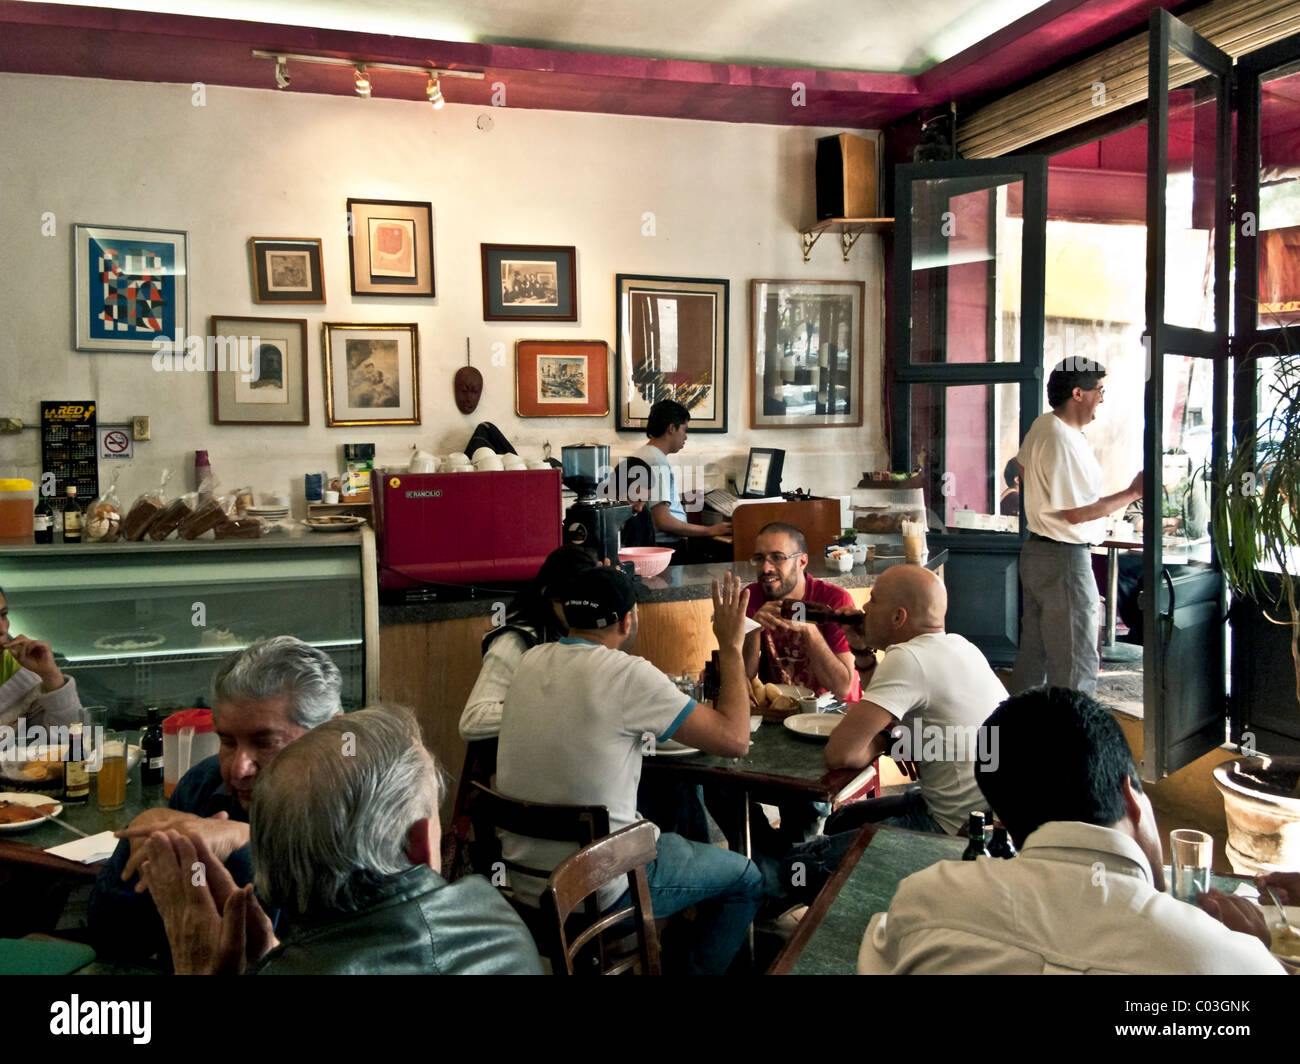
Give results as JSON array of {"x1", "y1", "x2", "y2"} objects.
[{"x1": 0, "y1": 73, "x2": 886, "y2": 514}]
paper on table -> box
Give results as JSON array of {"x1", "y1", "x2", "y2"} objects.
[{"x1": 46, "y1": 830, "x2": 118, "y2": 864}]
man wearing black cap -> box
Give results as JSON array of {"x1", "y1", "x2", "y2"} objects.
[{"x1": 495, "y1": 567, "x2": 764, "y2": 975}]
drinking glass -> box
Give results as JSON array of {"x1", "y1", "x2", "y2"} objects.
[
  {"x1": 1169, "y1": 828, "x2": 1213, "y2": 902},
  {"x1": 96, "y1": 729, "x2": 128, "y2": 811}
]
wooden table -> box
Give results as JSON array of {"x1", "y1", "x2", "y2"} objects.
[
  {"x1": 641, "y1": 720, "x2": 876, "y2": 857},
  {"x1": 1097, "y1": 536, "x2": 1142, "y2": 647}
]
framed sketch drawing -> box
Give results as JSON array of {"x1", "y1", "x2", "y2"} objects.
[
  {"x1": 345, "y1": 199, "x2": 434, "y2": 297},
  {"x1": 74, "y1": 223, "x2": 188, "y2": 353},
  {"x1": 750, "y1": 279, "x2": 865, "y2": 429},
  {"x1": 515, "y1": 339, "x2": 609, "y2": 417},
  {"x1": 249, "y1": 237, "x2": 325, "y2": 303},
  {"x1": 481, "y1": 244, "x2": 577, "y2": 321},
  {"x1": 322, "y1": 323, "x2": 421, "y2": 426},
  {"x1": 209, "y1": 315, "x2": 309, "y2": 425},
  {"x1": 615, "y1": 274, "x2": 728, "y2": 433}
]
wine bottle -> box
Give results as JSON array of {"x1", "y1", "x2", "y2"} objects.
[
  {"x1": 988, "y1": 819, "x2": 1017, "y2": 859},
  {"x1": 63, "y1": 723, "x2": 90, "y2": 803},
  {"x1": 961, "y1": 811, "x2": 990, "y2": 860},
  {"x1": 33, "y1": 493, "x2": 55, "y2": 544},
  {"x1": 62, "y1": 485, "x2": 82, "y2": 543},
  {"x1": 140, "y1": 707, "x2": 164, "y2": 786}
]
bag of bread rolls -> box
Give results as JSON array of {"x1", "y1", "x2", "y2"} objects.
[
  {"x1": 122, "y1": 468, "x2": 174, "y2": 541},
  {"x1": 84, "y1": 468, "x2": 124, "y2": 542}
]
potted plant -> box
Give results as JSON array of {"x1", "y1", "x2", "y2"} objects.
[{"x1": 1210, "y1": 323, "x2": 1300, "y2": 874}]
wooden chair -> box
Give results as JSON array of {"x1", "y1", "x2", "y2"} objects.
[
  {"x1": 467, "y1": 782, "x2": 611, "y2": 964},
  {"x1": 541, "y1": 822, "x2": 661, "y2": 976},
  {"x1": 440, "y1": 739, "x2": 498, "y2": 883}
]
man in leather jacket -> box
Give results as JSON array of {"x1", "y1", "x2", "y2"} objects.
[{"x1": 141, "y1": 706, "x2": 542, "y2": 975}]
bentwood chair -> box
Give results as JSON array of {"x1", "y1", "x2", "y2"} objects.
[{"x1": 541, "y1": 822, "x2": 661, "y2": 976}]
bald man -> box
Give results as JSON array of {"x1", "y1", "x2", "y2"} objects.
[{"x1": 824, "y1": 565, "x2": 1008, "y2": 835}]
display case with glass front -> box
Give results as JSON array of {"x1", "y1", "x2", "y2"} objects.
[{"x1": 0, "y1": 529, "x2": 376, "y2": 721}]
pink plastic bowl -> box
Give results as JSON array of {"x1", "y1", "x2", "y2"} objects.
[{"x1": 618, "y1": 546, "x2": 674, "y2": 578}]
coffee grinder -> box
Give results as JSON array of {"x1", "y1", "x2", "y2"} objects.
[{"x1": 561, "y1": 444, "x2": 631, "y2": 562}]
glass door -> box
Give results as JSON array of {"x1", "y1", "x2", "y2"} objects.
[
  {"x1": 892, "y1": 158, "x2": 1046, "y2": 664},
  {"x1": 1141, "y1": 9, "x2": 1233, "y2": 779}
]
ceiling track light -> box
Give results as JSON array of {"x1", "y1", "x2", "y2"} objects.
[
  {"x1": 252, "y1": 50, "x2": 484, "y2": 100},
  {"x1": 426, "y1": 74, "x2": 445, "y2": 109}
]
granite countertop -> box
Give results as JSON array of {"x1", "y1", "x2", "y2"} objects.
[{"x1": 380, "y1": 548, "x2": 947, "y2": 625}]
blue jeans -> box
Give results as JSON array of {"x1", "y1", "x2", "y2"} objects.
[{"x1": 608, "y1": 831, "x2": 763, "y2": 975}]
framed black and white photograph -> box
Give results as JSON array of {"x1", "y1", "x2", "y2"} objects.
[
  {"x1": 322, "y1": 322, "x2": 420, "y2": 426},
  {"x1": 749, "y1": 279, "x2": 865, "y2": 429},
  {"x1": 481, "y1": 244, "x2": 577, "y2": 321},
  {"x1": 210, "y1": 315, "x2": 309, "y2": 425},
  {"x1": 249, "y1": 237, "x2": 325, "y2": 304},
  {"x1": 616, "y1": 274, "x2": 728, "y2": 432}
]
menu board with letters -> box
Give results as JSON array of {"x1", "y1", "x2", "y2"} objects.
[{"x1": 40, "y1": 400, "x2": 99, "y2": 501}]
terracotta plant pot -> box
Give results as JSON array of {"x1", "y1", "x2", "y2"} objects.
[{"x1": 1212, "y1": 755, "x2": 1300, "y2": 874}]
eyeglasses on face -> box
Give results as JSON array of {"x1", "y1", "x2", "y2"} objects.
[{"x1": 749, "y1": 552, "x2": 804, "y2": 566}]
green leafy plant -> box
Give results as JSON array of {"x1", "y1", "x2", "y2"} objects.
[{"x1": 1212, "y1": 323, "x2": 1300, "y2": 711}]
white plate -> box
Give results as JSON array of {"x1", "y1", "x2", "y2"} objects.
[
  {"x1": 304, "y1": 516, "x2": 365, "y2": 532},
  {"x1": 783, "y1": 713, "x2": 841, "y2": 740},
  {"x1": 0, "y1": 791, "x2": 65, "y2": 832},
  {"x1": 1265, "y1": 905, "x2": 1300, "y2": 968},
  {"x1": 650, "y1": 739, "x2": 700, "y2": 757}
]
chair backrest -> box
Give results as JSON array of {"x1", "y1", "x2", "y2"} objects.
[
  {"x1": 541, "y1": 822, "x2": 661, "y2": 975},
  {"x1": 467, "y1": 781, "x2": 610, "y2": 885}
]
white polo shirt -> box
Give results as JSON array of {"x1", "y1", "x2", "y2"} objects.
[{"x1": 1018, "y1": 410, "x2": 1104, "y2": 544}]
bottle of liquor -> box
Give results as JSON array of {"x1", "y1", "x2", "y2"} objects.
[
  {"x1": 140, "y1": 707, "x2": 164, "y2": 786},
  {"x1": 779, "y1": 600, "x2": 864, "y2": 625},
  {"x1": 988, "y1": 818, "x2": 1017, "y2": 859},
  {"x1": 61, "y1": 484, "x2": 82, "y2": 543},
  {"x1": 63, "y1": 723, "x2": 90, "y2": 804},
  {"x1": 962, "y1": 811, "x2": 990, "y2": 860},
  {"x1": 33, "y1": 492, "x2": 55, "y2": 544}
]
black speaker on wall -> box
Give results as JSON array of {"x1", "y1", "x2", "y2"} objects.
[{"x1": 815, "y1": 133, "x2": 878, "y2": 220}]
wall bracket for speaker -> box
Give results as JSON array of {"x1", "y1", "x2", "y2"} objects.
[{"x1": 798, "y1": 217, "x2": 893, "y2": 263}]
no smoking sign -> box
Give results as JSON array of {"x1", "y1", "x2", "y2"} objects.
[{"x1": 99, "y1": 428, "x2": 133, "y2": 460}]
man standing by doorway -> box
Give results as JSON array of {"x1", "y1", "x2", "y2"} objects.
[{"x1": 1011, "y1": 358, "x2": 1142, "y2": 694}]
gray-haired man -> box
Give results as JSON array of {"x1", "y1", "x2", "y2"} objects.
[
  {"x1": 89, "y1": 636, "x2": 343, "y2": 964},
  {"x1": 142, "y1": 706, "x2": 542, "y2": 974}
]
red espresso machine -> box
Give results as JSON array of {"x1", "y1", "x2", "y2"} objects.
[{"x1": 373, "y1": 468, "x2": 562, "y2": 595}]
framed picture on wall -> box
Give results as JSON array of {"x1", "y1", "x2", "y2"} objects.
[
  {"x1": 248, "y1": 237, "x2": 325, "y2": 304},
  {"x1": 345, "y1": 199, "x2": 434, "y2": 297},
  {"x1": 749, "y1": 279, "x2": 865, "y2": 429},
  {"x1": 73, "y1": 223, "x2": 188, "y2": 353},
  {"x1": 209, "y1": 315, "x2": 309, "y2": 425},
  {"x1": 322, "y1": 322, "x2": 420, "y2": 426},
  {"x1": 615, "y1": 274, "x2": 728, "y2": 433},
  {"x1": 515, "y1": 339, "x2": 608, "y2": 417},
  {"x1": 480, "y1": 244, "x2": 577, "y2": 321}
]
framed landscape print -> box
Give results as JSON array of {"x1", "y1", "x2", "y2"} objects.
[
  {"x1": 74, "y1": 223, "x2": 188, "y2": 353},
  {"x1": 322, "y1": 323, "x2": 421, "y2": 426},
  {"x1": 249, "y1": 237, "x2": 325, "y2": 303},
  {"x1": 750, "y1": 279, "x2": 865, "y2": 429},
  {"x1": 345, "y1": 199, "x2": 434, "y2": 297},
  {"x1": 481, "y1": 244, "x2": 577, "y2": 321},
  {"x1": 615, "y1": 274, "x2": 728, "y2": 433},
  {"x1": 515, "y1": 339, "x2": 609, "y2": 417},
  {"x1": 209, "y1": 315, "x2": 309, "y2": 425}
]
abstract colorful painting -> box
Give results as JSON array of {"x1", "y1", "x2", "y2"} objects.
[{"x1": 75, "y1": 224, "x2": 188, "y2": 353}]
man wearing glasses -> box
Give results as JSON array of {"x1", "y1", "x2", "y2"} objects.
[
  {"x1": 1011, "y1": 358, "x2": 1143, "y2": 695},
  {"x1": 743, "y1": 522, "x2": 861, "y2": 703}
]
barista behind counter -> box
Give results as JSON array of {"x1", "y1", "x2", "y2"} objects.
[{"x1": 632, "y1": 400, "x2": 732, "y2": 564}]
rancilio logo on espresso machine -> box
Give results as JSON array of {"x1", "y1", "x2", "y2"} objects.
[{"x1": 405, "y1": 489, "x2": 443, "y2": 498}]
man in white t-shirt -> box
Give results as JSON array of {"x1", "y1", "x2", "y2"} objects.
[
  {"x1": 496, "y1": 566, "x2": 764, "y2": 975},
  {"x1": 1011, "y1": 358, "x2": 1142, "y2": 695},
  {"x1": 632, "y1": 398, "x2": 732, "y2": 551},
  {"x1": 823, "y1": 564, "x2": 1004, "y2": 834}
]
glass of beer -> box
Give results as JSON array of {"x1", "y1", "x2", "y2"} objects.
[
  {"x1": 96, "y1": 730, "x2": 129, "y2": 811},
  {"x1": 1169, "y1": 828, "x2": 1213, "y2": 902}
]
